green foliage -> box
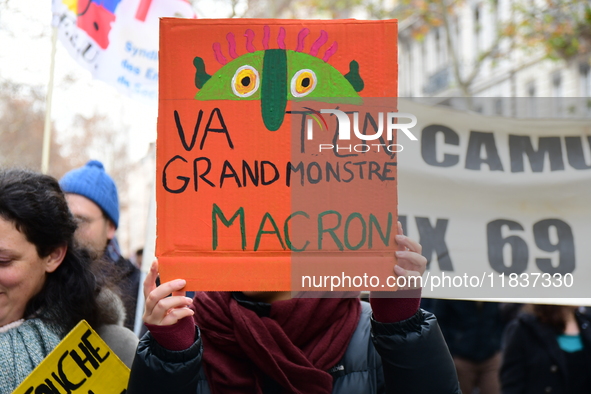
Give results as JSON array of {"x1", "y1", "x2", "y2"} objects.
[
  {"x1": 392, "y1": 0, "x2": 461, "y2": 41},
  {"x1": 511, "y1": 0, "x2": 591, "y2": 60},
  {"x1": 382, "y1": 0, "x2": 590, "y2": 61}
]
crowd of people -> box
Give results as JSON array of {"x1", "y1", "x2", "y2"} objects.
[
  {"x1": 422, "y1": 300, "x2": 591, "y2": 394},
  {"x1": 0, "y1": 161, "x2": 589, "y2": 393}
]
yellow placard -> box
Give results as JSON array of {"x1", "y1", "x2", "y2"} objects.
[{"x1": 13, "y1": 320, "x2": 129, "y2": 394}]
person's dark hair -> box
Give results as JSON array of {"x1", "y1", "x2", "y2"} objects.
[
  {"x1": 533, "y1": 304, "x2": 567, "y2": 333},
  {"x1": 0, "y1": 168, "x2": 104, "y2": 335}
]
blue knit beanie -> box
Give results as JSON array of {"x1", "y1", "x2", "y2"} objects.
[{"x1": 59, "y1": 160, "x2": 119, "y2": 228}]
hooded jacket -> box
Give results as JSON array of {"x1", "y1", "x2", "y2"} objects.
[
  {"x1": 128, "y1": 302, "x2": 460, "y2": 394},
  {"x1": 94, "y1": 287, "x2": 139, "y2": 368}
]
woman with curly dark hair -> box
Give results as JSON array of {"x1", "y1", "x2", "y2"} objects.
[{"x1": 0, "y1": 168, "x2": 138, "y2": 394}]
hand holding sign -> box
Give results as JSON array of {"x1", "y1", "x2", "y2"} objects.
[
  {"x1": 143, "y1": 260, "x2": 194, "y2": 326},
  {"x1": 393, "y1": 221, "x2": 427, "y2": 291}
]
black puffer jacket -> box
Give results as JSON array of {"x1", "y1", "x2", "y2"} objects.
[{"x1": 128, "y1": 302, "x2": 460, "y2": 393}]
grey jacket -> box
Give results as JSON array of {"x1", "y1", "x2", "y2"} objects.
[
  {"x1": 95, "y1": 287, "x2": 139, "y2": 368},
  {"x1": 128, "y1": 302, "x2": 460, "y2": 393}
]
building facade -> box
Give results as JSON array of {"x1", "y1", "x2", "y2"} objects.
[{"x1": 397, "y1": 0, "x2": 591, "y2": 117}]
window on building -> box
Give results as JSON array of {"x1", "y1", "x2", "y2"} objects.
[
  {"x1": 552, "y1": 71, "x2": 562, "y2": 96},
  {"x1": 404, "y1": 41, "x2": 413, "y2": 97},
  {"x1": 580, "y1": 62, "x2": 590, "y2": 97},
  {"x1": 579, "y1": 63, "x2": 591, "y2": 115},
  {"x1": 435, "y1": 28, "x2": 444, "y2": 67},
  {"x1": 552, "y1": 71, "x2": 563, "y2": 116},
  {"x1": 527, "y1": 82, "x2": 536, "y2": 97},
  {"x1": 421, "y1": 40, "x2": 427, "y2": 76},
  {"x1": 527, "y1": 81, "x2": 536, "y2": 117},
  {"x1": 435, "y1": 29, "x2": 440, "y2": 67},
  {"x1": 492, "y1": 0, "x2": 500, "y2": 68},
  {"x1": 494, "y1": 0, "x2": 500, "y2": 22},
  {"x1": 474, "y1": 5, "x2": 481, "y2": 55},
  {"x1": 454, "y1": 15, "x2": 461, "y2": 67},
  {"x1": 494, "y1": 98, "x2": 503, "y2": 116}
]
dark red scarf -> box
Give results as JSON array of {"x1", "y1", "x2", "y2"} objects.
[{"x1": 192, "y1": 292, "x2": 361, "y2": 394}]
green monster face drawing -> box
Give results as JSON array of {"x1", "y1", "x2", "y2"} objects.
[{"x1": 193, "y1": 27, "x2": 364, "y2": 131}]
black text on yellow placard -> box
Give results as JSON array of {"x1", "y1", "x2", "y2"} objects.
[{"x1": 13, "y1": 320, "x2": 129, "y2": 394}]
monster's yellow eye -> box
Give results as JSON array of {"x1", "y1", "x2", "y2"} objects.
[
  {"x1": 291, "y1": 69, "x2": 317, "y2": 97},
  {"x1": 232, "y1": 65, "x2": 260, "y2": 97}
]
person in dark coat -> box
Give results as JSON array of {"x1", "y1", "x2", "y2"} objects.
[
  {"x1": 500, "y1": 304, "x2": 591, "y2": 394},
  {"x1": 433, "y1": 300, "x2": 518, "y2": 394},
  {"x1": 60, "y1": 160, "x2": 141, "y2": 331},
  {"x1": 127, "y1": 224, "x2": 461, "y2": 394}
]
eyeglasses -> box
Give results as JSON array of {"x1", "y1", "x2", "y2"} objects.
[{"x1": 73, "y1": 215, "x2": 104, "y2": 227}]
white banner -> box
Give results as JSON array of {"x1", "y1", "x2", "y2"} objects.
[
  {"x1": 398, "y1": 99, "x2": 591, "y2": 302},
  {"x1": 51, "y1": 0, "x2": 195, "y2": 101}
]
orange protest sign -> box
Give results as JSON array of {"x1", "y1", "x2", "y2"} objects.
[{"x1": 157, "y1": 19, "x2": 398, "y2": 291}]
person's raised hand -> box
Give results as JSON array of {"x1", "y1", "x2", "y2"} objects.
[
  {"x1": 393, "y1": 221, "x2": 427, "y2": 291},
  {"x1": 143, "y1": 260, "x2": 194, "y2": 326}
]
